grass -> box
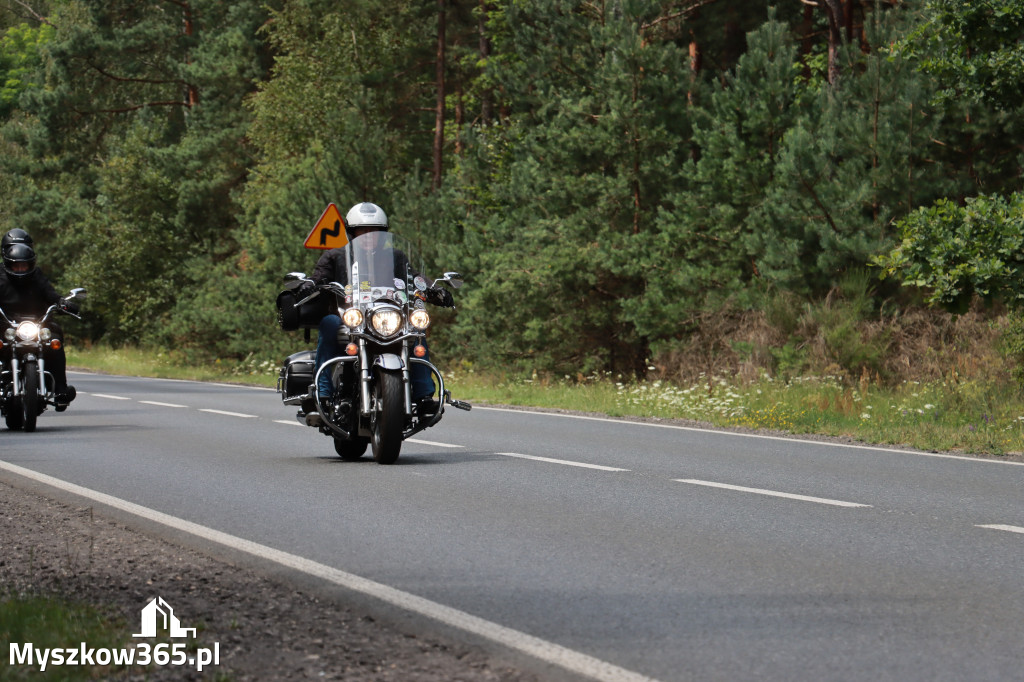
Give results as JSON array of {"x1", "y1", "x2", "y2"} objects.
[
  {"x1": 65, "y1": 346, "x2": 1024, "y2": 456},
  {"x1": 0, "y1": 594, "x2": 128, "y2": 680}
]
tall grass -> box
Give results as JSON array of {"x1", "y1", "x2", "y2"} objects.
[{"x1": 449, "y1": 370, "x2": 1024, "y2": 455}]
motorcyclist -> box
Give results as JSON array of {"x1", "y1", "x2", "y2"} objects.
[
  {"x1": 307, "y1": 202, "x2": 453, "y2": 416},
  {"x1": 0, "y1": 241, "x2": 78, "y2": 409}
]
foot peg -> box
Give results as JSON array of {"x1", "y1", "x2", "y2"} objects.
[
  {"x1": 305, "y1": 412, "x2": 323, "y2": 427},
  {"x1": 443, "y1": 390, "x2": 472, "y2": 411}
]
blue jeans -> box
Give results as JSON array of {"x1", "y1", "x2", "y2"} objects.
[{"x1": 314, "y1": 314, "x2": 435, "y2": 400}]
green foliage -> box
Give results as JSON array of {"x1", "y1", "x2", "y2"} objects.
[
  {"x1": 0, "y1": 22, "x2": 53, "y2": 119},
  {"x1": 876, "y1": 193, "x2": 1024, "y2": 313},
  {"x1": 897, "y1": 0, "x2": 1024, "y2": 111}
]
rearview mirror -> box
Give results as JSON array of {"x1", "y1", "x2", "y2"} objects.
[{"x1": 443, "y1": 272, "x2": 464, "y2": 289}]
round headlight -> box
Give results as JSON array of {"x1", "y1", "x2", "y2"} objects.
[
  {"x1": 371, "y1": 309, "x2": 402, "y2": 337},
  {"x1": 39, "y1": 328, "x2": 52, "y2": 342},
  {"x1": 16, "y1": 322, "x2": 40, "y2": 342},
  {"x1": 342, "y1": 308, "x2": 364, "y2": 328},
  {"x1": 3, "y1": 328, "x2": 15, "y2": 342},
  {"x1": 409, "y1": 309, "x2": 430, "y2": 330}
]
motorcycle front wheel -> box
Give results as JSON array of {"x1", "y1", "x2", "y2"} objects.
[
  {"x1": 334, "y1": 435, "x2": 369, "y2": 461},
  {"x1": 371, "y1": 370, "x2": 404, "y2": 465},
  {"x1": 21, "y1": 363, "x2": 39, "y2": 432}
]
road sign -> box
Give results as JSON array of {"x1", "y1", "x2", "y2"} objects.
[{"x1": 304, "y1": 203, "x2": 349, "y2": 250}]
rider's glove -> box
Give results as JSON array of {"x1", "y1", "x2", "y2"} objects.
[
  {"x1": 426, "y1": 286, "x2": 454, "y2": 308},
  {"x1": 60, "y1": 298, "x2": 80, "y2": 314}
]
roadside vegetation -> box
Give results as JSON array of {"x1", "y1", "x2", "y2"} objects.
[{"x1": 0, "y1": 595, "x2": 128, "y2": 681}]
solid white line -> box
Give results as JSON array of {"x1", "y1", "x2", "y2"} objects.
[
  {"x1": 0, "y1": 460, "x2": 660, "y2": 682},
  {"x1": 675, "y1": 479, "x2": 871, "y2": 508},
  {"x1": 273, "y1": 419, "x2": 304, "y2": 427},
  {"x1": 476, "y1": 407, "x2": 1024, "y2": 467},
  {"x1": 976, "y1": 524, "x2": 1024, "y2": 535},
  {"x1": 198, "y1": 409, "x2": 258, "y2": 419},
  {"x1": 90, "y1": 393, "x2": 132, "y2": 401},
  {"x1": 496, "y1": 452, "x2": 629, "y2": 472},
  {"x1": 407, "y1": 438, "x2": 464, "y2": 448},
  {"x1": 139, "y1": 400, "x2": 187, "y2": 408}
]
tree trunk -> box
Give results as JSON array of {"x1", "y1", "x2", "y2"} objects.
[
  {"x1": 432, "y1": 0, "x2": 446, "y2": 191},
  {"x1": 822, "y1": 0, "x2": 846, "y2": 85},
  {"x1": 479, "y1": 0, "x2": 492, "y2": 125}
]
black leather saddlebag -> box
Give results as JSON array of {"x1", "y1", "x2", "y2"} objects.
[
  {"x1": 278, "y1": 350, "x2": 316, "y2": 401},
  {"x1": 276, "y1": 289, "x2": 327, "y2": 331}
]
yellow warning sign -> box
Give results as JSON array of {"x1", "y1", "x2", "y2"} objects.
[{"x1": 304, "y1": 203, "x2": 349, "y2": 250}]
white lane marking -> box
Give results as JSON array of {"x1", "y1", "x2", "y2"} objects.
[
  {"x1": 139, "y1": 400, "x2": 187, "y2": 408},
  {"x1": 407, "y1": 438, "x2": 464, "y2": 448},
  {"x1": 90, "y1": 393, "x2": 132, "y2": 400},
  {"x1": 496, "y1": 452, "x2": 629, "y2": 472},
  {"x1": 675, "y1": 479, "x2": 871, "y2": 508},
  {"x1": 199, "y1": 409, "x2": 258, "y2": 419},
  {"x1": 273, "y1": 419, "x2": 304, "y2": 427},
  {"x1": 0, "y1": 461, "x2": 660, "y2": 682},
  {"x1": 476, "y1": 407, "x2": 1024, "y2": 467},
  {"x1": 977, "y1": 524, "x2": 1024, "y2": 535}
]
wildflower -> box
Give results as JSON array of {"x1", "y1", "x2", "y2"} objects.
[{"x1": 860, "y1": 413, "x2": 871, "y2": 420}]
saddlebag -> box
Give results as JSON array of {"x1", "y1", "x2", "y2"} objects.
[
  {"x1": 278, "y1": 350, "x2": 316, "y2": 403},
  {"x1": 276, "y1": 288, "x2": 328, "y2": 331}
]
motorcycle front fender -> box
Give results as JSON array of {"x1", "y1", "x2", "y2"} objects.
[{"x1": 373, "y1": 353, "x2": 404, "y2": 371}]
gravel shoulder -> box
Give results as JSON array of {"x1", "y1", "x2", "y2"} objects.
[{"x1": 0, "y1": 477, "x2": 537, "y2": 681}]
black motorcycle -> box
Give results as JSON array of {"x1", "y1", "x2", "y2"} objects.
[
  {"x1": 277, "y1": 233, "x2": 469, "y2": 464},
  {"x1": 0, "y1": 288, "x2": 85, "y2": 432}
]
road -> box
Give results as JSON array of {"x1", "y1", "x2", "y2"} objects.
[{"x1": 2, "y1": 372, "x2": 1023, "y2": 682}]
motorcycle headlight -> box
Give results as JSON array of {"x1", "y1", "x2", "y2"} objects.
[
  {"x1": 39, "y1": 328, "x2": 52, "y2": 342},
  {"x1": 3, "y1": 328, "x2": 14, "y2": 342},
  {"x1": 370, "y1": 308, "x2": 403, "y2": 337},
  {"x1": 409, "y1": 309, "x2": 430, "y2": 330},
  {"x1": 342, "y1": 308, "x2": 364, "y2": 328},
  {"x1": 15, "y1": 321, "x2": 40, "y2": 342}
]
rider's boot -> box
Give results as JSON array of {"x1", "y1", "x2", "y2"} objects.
[{"x1": 55, "y1": 385, "x2": 76, "y2": 412}]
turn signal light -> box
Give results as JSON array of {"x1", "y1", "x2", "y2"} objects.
[
  {"x1": 413, "y1": 345, "x2": 427, "y2": 358},
  {"x1": 50, "y1": 339, "x2": 62, "y2": 350},
  {"x1": 345, "y1": 343, "x2": 358, "y2": 356}
]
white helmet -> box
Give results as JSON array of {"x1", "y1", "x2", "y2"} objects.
[{"x1": 345, "y1": 202, "x2": 389, "y2": 232}]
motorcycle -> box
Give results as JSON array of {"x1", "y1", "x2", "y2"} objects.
[
  {"x1": 0, "y1": 287, "x2": 86, "y2": 432},
  {"x1": 276, "y1": 232, "x2": 470, "y2": 464}
]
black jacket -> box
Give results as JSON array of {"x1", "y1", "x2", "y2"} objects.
[
  {"x1": 0, "y1": 269, "x2": 62, "y2": 320},
  {"x1": 312, "y1": 247, "x2": 412, "y2": 285}
]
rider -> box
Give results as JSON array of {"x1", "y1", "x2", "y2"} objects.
[
  {"x1": 0, "y1": 240, "x2": 77, "y2": 409},
  {"x1": 308, "y1": 202, "x2": 453, "y2": 416}
]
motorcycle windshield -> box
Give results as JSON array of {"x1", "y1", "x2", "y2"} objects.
[{"x1": 343, "y1": 231, "x2": 422, "y2": 307}]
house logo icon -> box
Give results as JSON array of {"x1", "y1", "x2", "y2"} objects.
[{"x1": 133, "y1": 597, "x2": 197, "y2": 638}]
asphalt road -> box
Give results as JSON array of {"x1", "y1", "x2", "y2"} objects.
[{"x1": 2, "y1": 372, "x2": 1023, "y2": 682}]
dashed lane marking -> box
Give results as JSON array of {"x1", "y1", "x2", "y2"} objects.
[
  {"x1": 139, "y1": 400, "x2": 187, "y2": 408},
  {"x1": 90, "y1": 393, "x2": 132, "y2": 400},
  {"x1": 496, "y1": 452, "x2": 629, "y2": 472},
  {"x1": 198, "y1": 409, "x2": 258, "y2": 419},
  {"x1": 675, "y1": 478, "x2": 871, "y2": 508},
  {"x1": 407, "y1": 438, "x2": 464, "y2": 448},
  {"x1": 976, "y1": 524, "x2": 1024, "y2": 535}
]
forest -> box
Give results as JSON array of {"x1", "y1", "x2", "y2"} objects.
[{"x1": 0, "y1": 0, "x2": 1021, "y2": 385}]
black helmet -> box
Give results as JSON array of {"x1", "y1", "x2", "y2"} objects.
[
  {"x1": 3, "y1": 243, "x2": 36, "y2": 279},
  {"x1": 1, "y1": 229, "x2": 33, "y2": 255}
]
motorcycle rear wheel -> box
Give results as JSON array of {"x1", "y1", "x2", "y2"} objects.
[
  {"x1": 371, "y1": 370, "x2": 404, "y2": 465},
  {"x1": 334, "y1": 436, "x2": 369, "y2": 461},
  {"x1": 21, "y1": 363, "x2": 38, "y2": 433}
]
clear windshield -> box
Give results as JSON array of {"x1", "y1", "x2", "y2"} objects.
[{"x1": 343, "y1": 232, "x2": 425, "y2": 308}]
